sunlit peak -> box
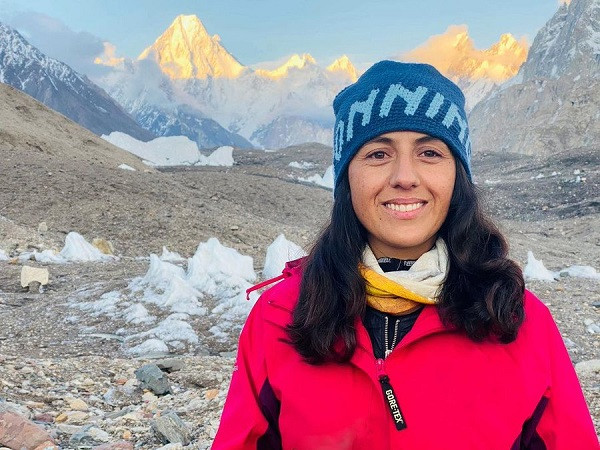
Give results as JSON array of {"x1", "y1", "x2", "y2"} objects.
[
  {"x1": 255, "y1": 53, "x2": 317, "y2": 79},
  {"x1": 326, "y1": 55, "x2": 358, "y2": 81},
  {"x1": 402, "y1": 25, "x2": 529, "y2": 82},
  {"x1": 137, "y1": 14, "x2": 245, "y2": 79}
]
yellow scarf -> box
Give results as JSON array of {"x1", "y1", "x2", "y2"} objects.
[{"x1": 359, "y1": 264, "x2": 437, "y2": 315}]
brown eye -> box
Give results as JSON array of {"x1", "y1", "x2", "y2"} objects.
[
  {"x1": 367, "y1": 150, "x2": 387, "y2": 159},
  {"x1": 421, "y1": 149, "x2": 441, "y2": 158}
]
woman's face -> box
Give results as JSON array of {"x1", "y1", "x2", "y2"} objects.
[{"x1": 347, "y1": 131, "x2": 456, "y2": 260}]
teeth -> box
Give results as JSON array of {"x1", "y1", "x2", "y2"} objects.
[{"x1": 385, "y1": 202, "x2": 424, "y2": 212}]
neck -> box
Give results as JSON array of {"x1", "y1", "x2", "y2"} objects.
[{"x1": 368, "y1": 237, "x2": 437, "y2": 260}]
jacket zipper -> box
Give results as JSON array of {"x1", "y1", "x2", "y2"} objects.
[{"x1": 376, "y1": 358, "x2": 407, "y2": 431}]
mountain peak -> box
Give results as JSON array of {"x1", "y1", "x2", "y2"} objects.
[
  {"x1": 138, "y1": 14, "x2": 245, "y2": 79},
  {"x1": 326, "y1": 55, "x2": 358, "y2": 81},
  {"x1": 520, "y1": 0, "x2": 600, "y2": 80},
  {"x1": 255, "y1": 53, "x2": 317, "y2": 79},
  {"x1": 173, "y1": 14, "x2": 210, "y2": 37}
]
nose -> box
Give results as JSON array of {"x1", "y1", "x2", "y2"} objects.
[{"x1": 388, "y1": 154, "x2": 420, "y2": 189}]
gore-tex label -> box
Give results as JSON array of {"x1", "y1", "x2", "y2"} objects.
[{"x1": 379, "y1": 376, "x2": 407, "y2": 431}]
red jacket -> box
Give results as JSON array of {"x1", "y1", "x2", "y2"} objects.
[{"x1": 213, "y1": 260, "x2": 598, "y2": 449}]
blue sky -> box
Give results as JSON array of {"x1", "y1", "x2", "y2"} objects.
[{"x1": 0, "y1": 0, "x2": 563, "y2": 67}]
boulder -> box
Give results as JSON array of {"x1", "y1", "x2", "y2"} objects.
[{"x1": 20, "y1": 265, "x2": 49, "y2": 289}]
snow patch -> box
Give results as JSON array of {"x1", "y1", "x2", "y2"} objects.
[
  {"x1": 289, "y1": 161, "x2": 315, "y2": 169},
  {"x1": 71, "y1": 238, "x2": 261, "y2": 352},
  {"x1": 523, "y1": 251, "x2": 557, "y2": 281},
  {"x1": 187, "y1": 238, "x2": 258, "y2": 321},
  {"x1": 128, "y1": 338, "x2": 169, "y2": 357},
  {"x1": 263, "y1": 234, "x2": 306, "y2": 279},
  {"x1": 118, "y1": 163, "x2": 136, "y2": 171},
  {"x1": 558, "y1": 265, "x2": 600, "y2": 280},
  {"x1": 20, "y1": 232, "x2": 114, "y2": 264},
  {"x1": 524, "y1": 251, "x2": 600, "y2": 282},
  {"x1": 159, "y1": 246, "x2": 185, "y2": 262},
  {"x1": 299, "y1": 165, "x2": 334, "y2": 189},
  {"x1": 103, "y1": 132, "x2": 234, "y2": 167}
]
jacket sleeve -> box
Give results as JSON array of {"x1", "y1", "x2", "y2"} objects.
[
  {"x1": 211, "y1": 298, "x2": 272, "y2": 449},
  {"x1": 533, "y1": 303, "x2": 599, "y2": 449}
]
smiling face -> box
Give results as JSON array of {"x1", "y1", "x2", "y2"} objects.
[{"x1": 347, "y1": 131, "x2": 456, "y2": 260}]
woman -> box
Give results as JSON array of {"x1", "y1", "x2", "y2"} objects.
[{"x1": 213, "y1": 61, "x2": 597, "y2": 449}]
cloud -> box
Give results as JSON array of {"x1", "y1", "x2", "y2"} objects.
[
  {"x1": 8, "y1": 12, "x2": 113, "y2": 77},
  {"x1": 94, "y1": 42, "x2": 126, "y2": 68},
  {"x1": 399, "y1": 25, "x2": 528, "y2": 82}
]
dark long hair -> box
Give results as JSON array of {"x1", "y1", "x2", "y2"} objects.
[{"x1": 287, "y1": 161, "x2": 525, "y2": 364}]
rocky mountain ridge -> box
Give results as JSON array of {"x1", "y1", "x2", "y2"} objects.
[
  {"x1": 0, "y1": 22, "x2": 154, "y2": 142},
  {"x1": 469, "y1": 0, "x2": 600, "y2": 156}
]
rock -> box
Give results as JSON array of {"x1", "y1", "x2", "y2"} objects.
[
  {"x1": 142, "y1": 391, "x2": 157, "y2": 403},
  {"x1": 66, "y1": 397, "x2": 89, "y2": 411},
  {"x1": 563, "y1": 337, "x2": 577, "y2": 349},
  {"x1": 592, "y1": 301, "x2": 600, "y2": 308},
  {"x1": 575, "y1": 359, "x2": 600, "y2": 376},
  {"x1": 151, "y1": 411, "x2": 191, "y2": 445},
  {"x1": 205, "y1": 389, "x2": 219, "y2": 400},
  {"x1": 0, "y1": 400, "x2": 31, "y2": 419},
  {"x1": 134, "y1": 364, "x2": 172, "y2": 395},
  {"x1": 38, "y1": 222, "x2": 48, "y2": 233},
  {"x1": 155, "y1": 358, "x2": 185, "y2": 373},
  {"x1": 92, "y1": 238, "x2": 114, "y2": 255},
  {"x1": 33, "y1": 413, "x2": 54, "y2": 423},
  {"x1": 230, "y1": 225, "x2": 239, "y2": 231},
  {"x1": 92, "y1": 442, "x2": 134, "y2": 450},
  {"x1": 69, "y1": 424, "x2": 111, "y2": 446},
  {"x1": 33, "y1": 442, "x2": 59, "y2": 450},
  {"x1": 20, "y1": 265, "x2": 49, "y2": 288},
  {"x1": 155, "y1": 444, "x2": 184, "y2": 450},
  {"x1": 103, "y1": 386, "x2": 141, "y2": 407},
  {"x1": 587, "y1": 324, "x2": 600, "y2": 334},
  {"x1": 0, "y1": 410, "x2": 56, "y2": 449},
  {"x1": 55, "y1": 410, "x2": 88, "y2": 424}
]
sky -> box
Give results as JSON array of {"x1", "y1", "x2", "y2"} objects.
[{"x1": 0, "y1": 0, "x2": 565, "y2": 70}]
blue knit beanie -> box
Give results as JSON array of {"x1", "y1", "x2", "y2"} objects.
[{"x1": 332, "y1": 60, "x2": 472, "y2": 193}]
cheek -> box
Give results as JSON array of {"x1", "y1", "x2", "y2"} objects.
[{"x1": 438, "y1": 178, "x2": 455, "y2": 214}]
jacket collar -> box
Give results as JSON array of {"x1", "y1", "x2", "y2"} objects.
[
  {"x1": 350, "y1": 305, "x2": 453, "y2": 374},
  {"x1": 261, "y1": 259, "x2": 454, "y2": 372}
]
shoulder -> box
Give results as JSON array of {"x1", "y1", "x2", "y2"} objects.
[
  {"x1": 522, "y1": 289, "x2": 555, "y2": 329},
  {"x1": 261, "y1": 268, "x2": 303, "y2": 311},
  {"x1": 516, "y1": 289, "x2": 564, "y2": 353}
]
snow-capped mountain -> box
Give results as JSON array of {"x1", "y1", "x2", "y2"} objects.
[
  {"x1": 97, "y1": 13, "x2": 529, "y2": 150},
  {"x1": 469, "y1": 0, "x2": 600, "y2": 156},
  {"x1": 402, "y1": 27, "x2": 528, "y2": 109},
  {"x1": 455, "y1": 33, "x2": 528, "y2": 108},
  {"x1": 101, "y1": 61, "x2": 253, "y2": 149},
  {"x1": 97, "y1": 15, "x2": 354, "y2": 149},
  {"x1": 255, "y1": 53, "x2": 317, "y2": 79},
  {"x1": 326, "y1": 55, "x2": 358, "y2": 82},
  {"x1": 0, "y1": 22, "x2": 154, "y2": 141},
  {"x1": 138, "y1": 14, "x2": 245, "y2": 80}
]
